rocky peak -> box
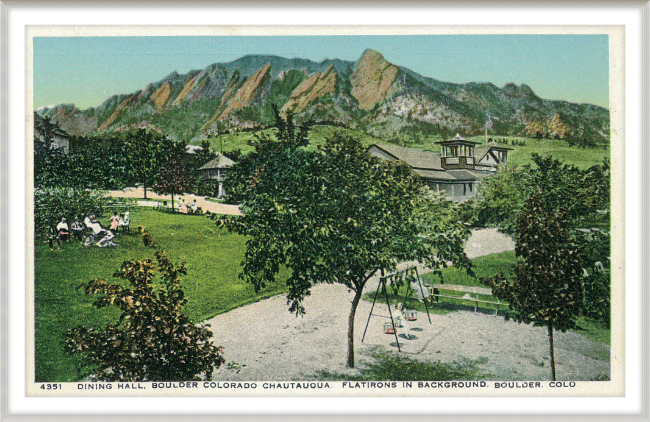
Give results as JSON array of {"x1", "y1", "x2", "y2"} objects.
[
  {"x1": 281, "y1": 64, "x2": 337, "y2": 114},
  {"x1": 351, "y1": 49, "x2": 399, "y2": 110}
]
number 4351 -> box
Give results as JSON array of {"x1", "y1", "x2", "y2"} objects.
[{"x1": 40, "y1": 384, "x2": 62, "y2": 390}]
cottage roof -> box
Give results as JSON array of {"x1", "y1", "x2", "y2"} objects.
[
  {"x1": 185, "y1": 144, "x2": 204, "y2": 155},
  {"x1": 198, "y1": 154, "x2": 236, "y2": 170},
  {"x1": 371, "y1": 144, "x2": 443, "y2": 171},
  {"x1": 34, "y1": 113, "x2": 71, "y2": 139}
]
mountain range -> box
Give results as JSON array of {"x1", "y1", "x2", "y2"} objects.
[{"x1": 36, "y1": 49, "x2": 610, "y2": 144}]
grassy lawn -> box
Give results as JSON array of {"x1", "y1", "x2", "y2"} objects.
[
  {"x1": 365, "y1": 251, "x2": 610, "y2": 347},
  {"x1": 34, "y1": 208, "x2": 289, "y2": 382}
]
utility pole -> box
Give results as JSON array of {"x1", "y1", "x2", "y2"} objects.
[{"x1": 485, "y1": 112, "x2": 492, "y2": 146}]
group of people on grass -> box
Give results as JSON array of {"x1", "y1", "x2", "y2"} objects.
[
  {"x1": 179, "y1": 199, "x2": 199, "y2": 215},
  {"x1": 53, "y1": 211, "x2": 130, "y2": 248}
]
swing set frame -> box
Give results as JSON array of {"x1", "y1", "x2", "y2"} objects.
[{"x1": 361, "y1": 266, "x2": 432, "y2": 352}]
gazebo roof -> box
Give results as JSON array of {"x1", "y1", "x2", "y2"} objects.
[{"x1": 198, "y1": 154, "x2": 236, "y2": 170}]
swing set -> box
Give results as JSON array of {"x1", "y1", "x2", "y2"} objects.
[{"x1": 361, "y1": 266, "x2": 432, "y2": 352}]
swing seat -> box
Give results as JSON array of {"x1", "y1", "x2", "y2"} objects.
[
  {"x1": 384, "y1": 322, "x2": 397, "y2": 334},
  {"x1": 404, "y1": 310, "x2": 418, "y2": 321}
]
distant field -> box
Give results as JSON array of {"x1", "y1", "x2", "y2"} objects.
[
  {"x1": 34, "y1": 208, "x2": 289, "y2": 382},
  {"x1": 195, "y1": 125, "x2": 609, "y2": 170},
  {"x1": 466, "y1": 135, "x2": 610, "y2": 169}
]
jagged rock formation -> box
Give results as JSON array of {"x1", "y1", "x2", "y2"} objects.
[
  {"x1": 36, "y1": 49, "x2": 610, "y2": 144},
  {"x1": 282, "y1": 64, "x2": 338, "y2": 114},
  {"x1": 351, "y1": 49, "x2": 399, "y2": 110}
]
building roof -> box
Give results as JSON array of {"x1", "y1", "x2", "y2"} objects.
[
  {"x1": 417, "y1": 169, "x2": 489, "y2": 182},
  {"x1": 475, "y1": 142, "x2": 513, "y2": 162},
  {"x1": 198, "y1": 154, "x2": 236, "y2": 170},
  {"x1": 435, "y1": 133, "x2": 480, "y2": 146},
  {"x1": 370, "y1": 144, "x2": 443, "y2": 171},
  {"x1": 34, "y1": 113, "x2": 71, "y2": 140},
  {"x1": 413, "y1": 169, "x2": 457, "y2": 181},
  {"x1": 447, "y1": 170, "x2": 481, "y2": 181},
  {"x1": 185, "y1": 144, "x2": 204, "y2": 155}
]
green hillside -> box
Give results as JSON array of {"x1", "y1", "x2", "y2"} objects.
[{"x1": 196, "y1": 125, "x2": 609, "y2": 170}]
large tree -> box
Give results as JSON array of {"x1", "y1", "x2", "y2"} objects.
[
  {"x1": 155, "y1": 155, "x2": 194, "y2": 210},
  {"x1": 218, "y1": 109, "x2": 473, "y2": 368},
  {"x1": 124, "y1": 129, "x2": 176, "y2": 199},
  {"x1": 483, "y1": 191, "x2": 583, "y2": 380},
  {"x1": 477, "y1": 155, "x2": 611, "y2": 324}
]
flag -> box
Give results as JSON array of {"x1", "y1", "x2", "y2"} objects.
[{"x1": 486, "y1": 118, "x2": 493, "y2": 129}]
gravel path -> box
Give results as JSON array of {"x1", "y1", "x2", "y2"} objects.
[{"x1": 204, "y1": 229, "x2": 609, "y2": 382}]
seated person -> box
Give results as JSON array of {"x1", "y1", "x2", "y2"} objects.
[
  {"x1": 411, "y1": 279, "x2": 431, "y2": 301},
  {"x1": 118, "y1": 211, "x2": 131, "y2": 233},
  {"x1": 71, "y1": 217, "x2": 85, "y2": 242},
  {"x1": 96, "y1": 229, "x2": 117, "y2": 248},
  {"x1": 56, "y1": 217, "x2": 70, "y2": 242},
  {"x1": 89, "y1": 217, "x2": 117, "y2": 248},
  {"x1": 83, "y1": 214, "x2": 98, "y2": 246},
  {"x1": 110, "y1": 212, "x2": 120, "y2": 233},
  {"x1": 180, "y1": 202, "x2": 188, "y2": 214}
]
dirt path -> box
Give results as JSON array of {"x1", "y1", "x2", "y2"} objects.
[
  {"x1": 204, "y1": 229, "x2": 609, "y2": 382},
  {"x1": 107, "y1": 187, "x2": 241, "y2": 215}
]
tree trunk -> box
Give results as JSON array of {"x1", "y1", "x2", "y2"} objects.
[
  {"x1": 171, "y1": 191, "x2": 175, "y2": 210},
  {"x1": 143, "y1": 180, "x2": 147, "y2": 199},
  {"x1": 347, "y1": 288, "x2": 363, "y2": 368},
  {"x1": 548, "y1": 323, "x2": 556, "y2": 381}
]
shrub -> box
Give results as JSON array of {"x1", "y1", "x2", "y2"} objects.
[
  {"x1": 64, "y1": 227, "x2": 225, "y2": 381},
  {"x1": 34, "y1": 187, "x2": 108, "y2": 237}
]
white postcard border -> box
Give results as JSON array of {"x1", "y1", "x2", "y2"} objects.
[{"x1": 4, "y1": 2, "x2": 646, "y2": 418}]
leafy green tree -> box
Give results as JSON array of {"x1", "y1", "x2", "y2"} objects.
[
  {"x1": 64, "y1": 227, "x2": 225, "y2": 381},
  {"x1": 483, "y1": 191, "x2": 583, "y2": 380},
  {"x1": 219, "y1": 109, "x2": 473, "y2": 368},
  {"x1": 155, "y1": 156, "x2": 194, "y2": 210},
  {"x1": 477, "y1": 154, "x2": 609, "y2": 237},
  {"x1": 124, "y1": 129, "x2": 176, "y2": 199},
  {"x1": 477, "y1": 155, "x2": 611, "y2": 324}
]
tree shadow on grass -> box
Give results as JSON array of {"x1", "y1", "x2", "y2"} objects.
[{"x1": 308, "y1": 347, "x2": 490, "y2": 381}]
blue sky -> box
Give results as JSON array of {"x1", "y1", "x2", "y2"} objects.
[{"x1": 33, "y1": 34, "x2": 609, "y2": 110}]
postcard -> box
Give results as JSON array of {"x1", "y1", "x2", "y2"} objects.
[{"x1": 24, "y1": 24, "x2": 624, "y2": 399}]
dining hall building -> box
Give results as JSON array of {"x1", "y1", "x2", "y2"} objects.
[{"x1": 368, "y1": 134, "x2": 512, "y2": 202}]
